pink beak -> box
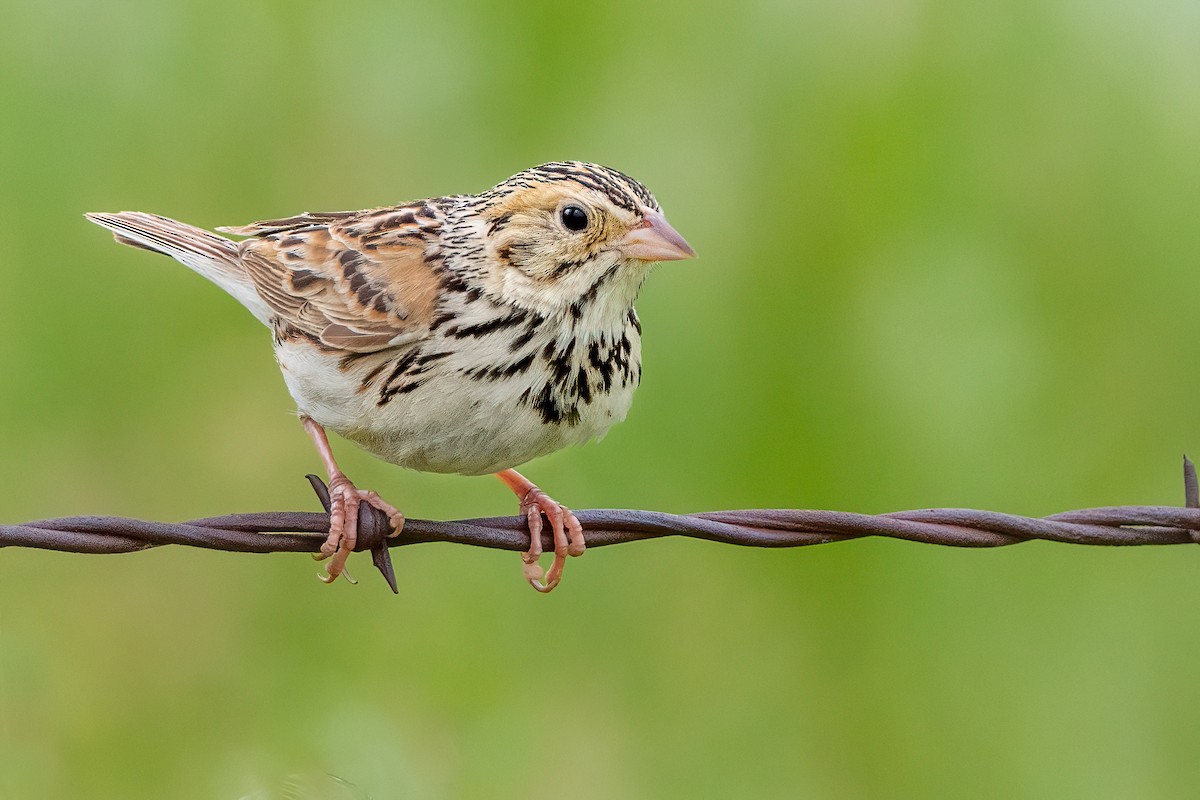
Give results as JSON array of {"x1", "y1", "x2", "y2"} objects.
[{"x1": 619, "y1": 210, "x2": 696, "y2": 262}]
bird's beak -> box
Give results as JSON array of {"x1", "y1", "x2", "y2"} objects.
[{"x1": 619, "y1": 210, "x2": 696, "y2": 262}]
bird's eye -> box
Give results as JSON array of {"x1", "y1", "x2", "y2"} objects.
[{"x1": 560, "y1": 205, "x2": 588, "y2": 232}]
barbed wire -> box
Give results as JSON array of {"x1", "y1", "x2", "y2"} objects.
[{"x1": 4, "y1": 461, "x2": 1199, "y2": 593}]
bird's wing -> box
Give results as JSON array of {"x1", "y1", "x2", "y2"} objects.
[{"x1": 222, "y1": 205, "x2": 445, "y2": 353}]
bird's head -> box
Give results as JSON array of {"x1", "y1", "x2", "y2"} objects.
[{"x1": 472, "y1": 162, "x2": 694, "y2": 319}]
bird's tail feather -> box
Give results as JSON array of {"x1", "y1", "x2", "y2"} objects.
[{"x1": 85, "y1": 211, "x2": 272, "y2": 325}]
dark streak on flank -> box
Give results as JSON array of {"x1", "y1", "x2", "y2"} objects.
[
  {"x1": 384, "y1": 348, "x2": 421, "y2": 384},
  {"x1": 428, "y1": 309, "x2": 456, "y2": 331},
  {"x1": 445, "y1": 310, "x2": 528, "y2": 338},
  {"x1": 463, "y1": 352, "x2": 535, "y2": 382},
  {"x1": 416, "y1": 350, "x2": 452, "y2": 365},
  {"x1": 506, "y1": 353, "x2": 536, "y2": 376},
  {"x1": 377, "y1": 349, "x2": 424, "y2": 405},
  {"x1": 508, "y1": 321, "x2": 538, "y2": 352},
  {"x1": 355, "y1": 357, "x2": 392, "y2": 389},
  {"x1": 393, "y1": 379, "x2": 425, "y2": 395}
]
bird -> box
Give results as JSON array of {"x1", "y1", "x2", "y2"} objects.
[{"x1": 86, "y1": 161, "x2": 695, "y2": 592}]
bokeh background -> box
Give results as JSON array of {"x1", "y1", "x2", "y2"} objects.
[{"x1": 2, "y1": 1, "x2": 1200, "y2": 797}]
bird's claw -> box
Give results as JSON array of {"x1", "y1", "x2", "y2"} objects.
[
  {"x1": 519, "y1": 487, "x2": 584, "y2": 593},
  {"x1": 314, "y1": 472, "x2": 404, "y2": 584}
]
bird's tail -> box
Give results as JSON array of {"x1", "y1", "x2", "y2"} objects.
[{"x1": 85, "y1": 211, "x2": 272, "y2": 325}]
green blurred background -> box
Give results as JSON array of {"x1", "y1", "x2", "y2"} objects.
[{"x1": 2, "y1": 0, "x2": 1200, "y2": 797}]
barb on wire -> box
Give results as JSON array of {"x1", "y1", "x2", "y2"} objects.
[{"x1": 3, "y1": 459, "x2": 1199, "y2": 594}]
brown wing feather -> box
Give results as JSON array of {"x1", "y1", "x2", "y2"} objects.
[{"x1": 233, "y1": 206, "x2": 444, "y2": 353}]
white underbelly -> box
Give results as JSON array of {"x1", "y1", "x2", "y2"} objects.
[{"x1": 276, "y1": 341, "x2": 635, "y2": 475}]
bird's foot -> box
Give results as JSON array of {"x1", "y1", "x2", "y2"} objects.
[
  {"x1": 517, "y1": 485, "x2": 585, "y2": 593},
  {"x1": 315, "y1": 472, "x2": 405, "y2": 584}
]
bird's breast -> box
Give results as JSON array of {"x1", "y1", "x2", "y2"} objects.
[{"x1": 274, "y1": 311, "x2": 642, "y2": 476}]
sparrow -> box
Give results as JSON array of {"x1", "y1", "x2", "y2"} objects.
[{"x1": 86, "y1": 162, "x2": 694, "y2": 592}]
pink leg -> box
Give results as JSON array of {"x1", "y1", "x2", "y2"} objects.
[
  {"x1": 301, "y1": 416, "x2": 404, "y2": 584},
  {"x1": 495, "y1": 468, "x2": 585, "y2": 593}
]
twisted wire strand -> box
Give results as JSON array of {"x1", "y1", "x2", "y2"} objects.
[{"x1": 4, "y1": 461, "x2": 1198, "y2": 593}]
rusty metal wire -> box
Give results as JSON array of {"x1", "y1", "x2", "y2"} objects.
[{"x1": 4, "y1": 461, "x2": 1199, "y2": 593}]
